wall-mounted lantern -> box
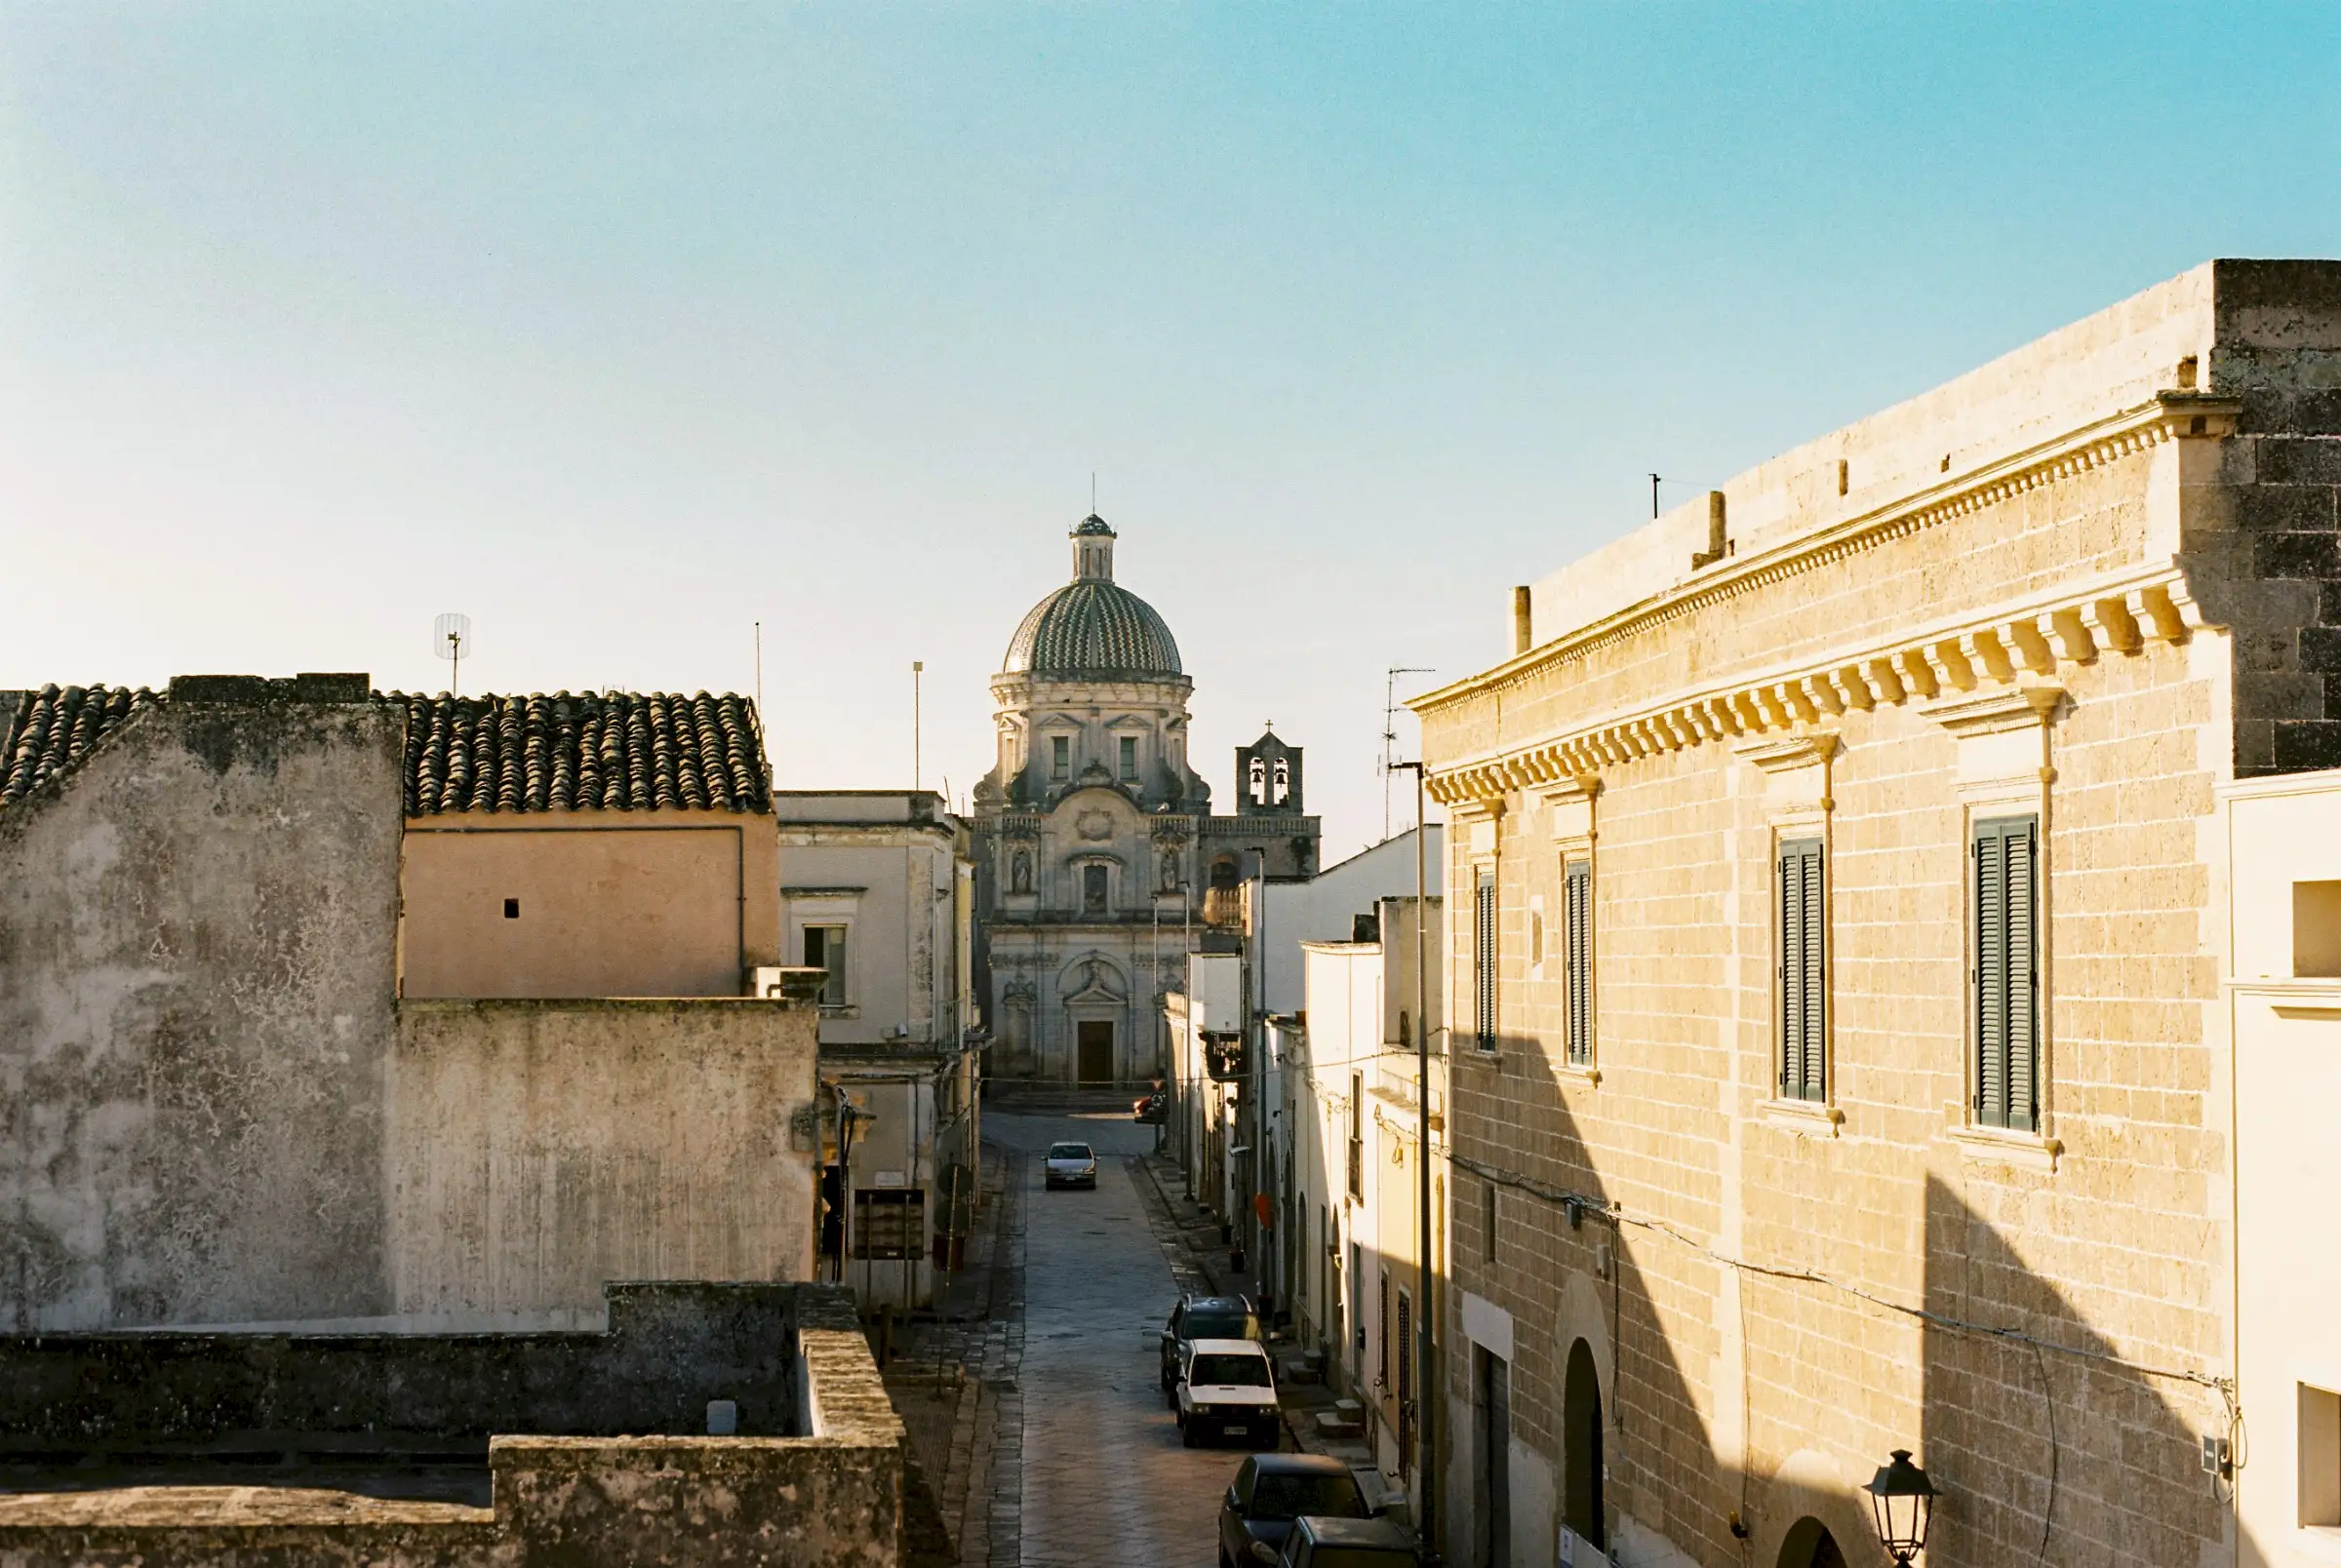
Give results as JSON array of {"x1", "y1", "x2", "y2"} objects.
[{"x1": 1865, "y1": 1449, "x2": 1935, "y2": 1566}]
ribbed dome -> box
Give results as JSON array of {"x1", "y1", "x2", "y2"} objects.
[{"x1": 1003, "y1": 580, "x2": 1183, "y2": 678}]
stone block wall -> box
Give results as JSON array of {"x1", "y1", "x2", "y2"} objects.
[{"x1": 1413, "y1": 261, "x2": 2335, "y2": 1568}]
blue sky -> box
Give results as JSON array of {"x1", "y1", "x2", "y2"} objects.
[{"x1": 5, "y1": 4, "x2": 2337, "y2": 854}]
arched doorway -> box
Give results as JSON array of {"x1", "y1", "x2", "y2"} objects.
[
  {"x1": 1778, "y1": 1517, "x2": 1847, "y2": 1568},
  {"x1": 1563, "y1": 1338, "x2": 1606, "y2": 1551}
]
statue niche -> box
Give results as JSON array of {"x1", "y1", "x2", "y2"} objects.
[{"x1": 1011, "y1": 850, "x2": 1033, "y2": 893}]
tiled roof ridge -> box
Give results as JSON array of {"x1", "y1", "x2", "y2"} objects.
[
  {"x1": 389, "y1": 689, "x2": 772, "y2": 816},
  {"x1": 0, "y1": 684, "x2": 164, "y2": 807}
]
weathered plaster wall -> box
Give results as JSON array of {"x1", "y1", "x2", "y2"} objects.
[
  {"x1": 399, "y1": 811, "x2": 781, "y2": 999},
  {"x1": 389, "y1": 1000, "x2": 819, "y2": 1322},
  {"x1": 0, "y1": 689, "x2": 405, "y2": 1331}
]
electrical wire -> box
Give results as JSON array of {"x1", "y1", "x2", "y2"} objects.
[{"x1": 1448, "y1": 1151, "x2": 2235, "y2": 1398}]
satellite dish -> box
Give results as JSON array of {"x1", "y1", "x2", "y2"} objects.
[{"x1": 433, "y1": 613, "x2": 472, "y2": 695}]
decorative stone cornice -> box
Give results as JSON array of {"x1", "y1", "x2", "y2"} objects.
[
  {"x1": 1733, "y1": 732, "x2": 1839, "y2": 774},
  {"x1": 1920, "y1": 684, "x2": 2065, "y2": 737},
  {"x1": 1414, "y1": 392, "x2": 2238, "y2": 722},
  {"x1": 1425, "y1": 563, "x2": 2207, "y2": 806}
]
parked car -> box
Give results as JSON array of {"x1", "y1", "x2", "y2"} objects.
[
  {"x1": 1175, "y1": 1338, "x2": 1279, "y2": 1448},
  {"x1": 1276, "y1": 1515, "x2": 1420, "y2": 1568},
  {"x1": 1043, "y1": 1142, "x2": 1097, "y2": 1190},
  {"x1": 1217, "y1": 1454, "x2": 1370, "y2": 1568},
  {"x1": 1132, "y1": 1088, "x2": 1169, "y2": 1123},
  {"x1": 1161, "y1": 1293, "x2": 1263, "y2": 1389}
]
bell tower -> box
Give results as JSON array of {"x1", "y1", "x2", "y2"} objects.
[{"x1": 1235, "y1": 728, "x2": 1303, "y2": 817}]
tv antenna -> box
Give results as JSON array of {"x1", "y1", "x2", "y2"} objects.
[
  {"x1": 433, "y1": 613, "x2": 473, "y2": 695},
  {"x1": 1381, "y1": 665, "x2": 1435, "y2": 842}
]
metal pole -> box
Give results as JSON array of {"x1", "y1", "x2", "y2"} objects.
[
  {"x1": 1395, "y1": 761, "x2": 1440, "y2": 1563},
  {"x1": 912, "y1": 661, "x2": 924, "y2": 791}
]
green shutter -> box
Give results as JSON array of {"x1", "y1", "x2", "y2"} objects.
[
  {"x1": 1476, "y1": 872, "x2": 1497, "y2": 1051},
  {"x1": 1973, "y1": 815, "x2": 2039, "y2": 1130},
  {"x1": 1564, "y1": 859, "x2": 1592, "y2": 1066},
  {"x1": 1778, "y1": 839, "x2": 1825, "y2": 1101}
]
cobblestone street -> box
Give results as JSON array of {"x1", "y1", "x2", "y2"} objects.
[{"x1": 987, "y1": 1107, "x2": 1262, "y2": 1568}]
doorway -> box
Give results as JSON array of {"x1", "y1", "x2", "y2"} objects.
[
  {"x1": 1563, "y1": 1338, "x2": 1606, "y2": 1551},
  {"x1": 1778, "y1": 1520, "x2": 1847, "y2": 1568},
  {"x1": 1473, "y1": 1345, "x2": 1510, "y2": 1568},
  {"x1": 1077, "y1": 1020, "x2": 1115, "y2": 1084}
]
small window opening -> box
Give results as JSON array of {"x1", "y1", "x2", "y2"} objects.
[
  {"x1": 2177, "y1": 354, "x2": 2200, "y2": 389},
  {"x1": 1836, "y1": 458, "x2": 1849, "y2": 496},
  {"x1": 1119, "y1": 735, "x2": 1137, "y2": 780},
  {"x1": 1051, "y1": 735, "x2": 1070, "y2": 780},
  {"x1": 2302, "y1": 1383, "x2": 2341, "y2": 1527},
  {"x1": 1484, "y1": 1183, "x2": 1498, "y2": 1261},
  {"x1": 502, "y1": 898, "x2": 520, "y2": 920},
  {"x1": 2298, "y1": 882, "x2": 2341, "y2": 978}
]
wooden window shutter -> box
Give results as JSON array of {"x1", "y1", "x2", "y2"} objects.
[
  {"x1": 1777, "y1": 838, "x2": 1824, "y2": 1101},
  {"x1": 1564, "y1": 859, "x2": 1592, "y2": 1066},
  {"x1": 1973, "y1": 815, "x2": 2039, "y2": 1129},
  {"x1": 1475, "y1": 871, "x2": 1497, "y2": 1051}
]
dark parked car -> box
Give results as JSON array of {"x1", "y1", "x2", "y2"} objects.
[
  {"x1": 1217, "y1": 1454, "x2": 1370, "y2": 1568},
  {"x1": 1160, "y1": 1293, "x2": 1263, "y2": 1389},
  {"x1": 1277, "y1": 1514, "x2": 1420, "y2": 1568}
]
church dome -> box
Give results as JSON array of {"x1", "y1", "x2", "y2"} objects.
[
  {"x1": 1001, "y1": 513, "x2": 1184, "y2": 679},
  {"x1": 1003, "y1": 580, "x2": 1183, "y2": 678}
]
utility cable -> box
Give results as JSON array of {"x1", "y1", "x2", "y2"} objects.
[{"x1": 1447, "y1": 1151, "x2": 2235, "y2": 1397}]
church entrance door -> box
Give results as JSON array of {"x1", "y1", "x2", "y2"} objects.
[{"x1": 1077, "y1": 1021, "x2": 1115, "y2": 1085}]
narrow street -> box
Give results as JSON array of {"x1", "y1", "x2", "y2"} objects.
[{"x1": 985, "y1": 1106, "x2": 1264, "y2": 1568}]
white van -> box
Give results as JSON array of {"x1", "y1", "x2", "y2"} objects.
[{"x1": 1176, "y1": 1338, "x2": 1279, "y2": 1448}]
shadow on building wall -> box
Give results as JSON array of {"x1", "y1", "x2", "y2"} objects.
[{"x1": 1450, "y1": 1043, "x2": 2239, "y2": 1568}]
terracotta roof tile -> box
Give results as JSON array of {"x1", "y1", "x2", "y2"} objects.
[
  {"x1": 0, "y1": 685, "x2": 161, "y2": 806},
  {"x1": 393, "y1": 690, "x2": 771, "y2": 817}
]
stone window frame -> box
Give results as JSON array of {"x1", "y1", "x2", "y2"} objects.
[
  {"x1": 1925, "y1": 684, "x2": 2066, "y2": 1173},
  {"x1": 1452, "y1": 802, "x2": 1504, "y2": 1064},
  {"x1": 788, "y1": 890, "x2": 863, "y2": 1017},
  {"x1": 1540, "y1": 777, "x2": 1601, "y2": 1086},
  {"x1": 1738, "y1": 735, "x2": 1843, "y2": 1137}
]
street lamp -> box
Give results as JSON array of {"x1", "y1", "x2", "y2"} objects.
[{"x1": 1864, "y1": 1449, "x2": 1936, "y2": 1566}]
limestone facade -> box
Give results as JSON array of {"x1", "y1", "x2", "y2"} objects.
[
  {"x1": 972, "y1": 515, "x2": 1320, "y2": 1082},
  {"x1": 1413, "y1": 260, "x2": 2341, "y2": 1568}
]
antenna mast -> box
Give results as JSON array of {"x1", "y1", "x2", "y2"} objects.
[
  {"x1": 912, "y1": 661, "x2": 925, "y2": 792},
  {"x1": 1381, "y1": 665, "x2": 1435, "y2": 841},
  {"x1": 433, "y1": 613, "x2": 472, "y2": 696}
]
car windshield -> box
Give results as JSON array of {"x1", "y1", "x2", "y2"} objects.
[
  {"x1": 1047, "y1": 1144, "x2": 1091, "y2": 1159},
  {"x1": 1303, "y1": 1549, "x2": 1414, "y2": 1568},
  {"x1": 1190, "y1": 1353, "x2": 1271, "y2": 1387},
  {"x1": 1189, "y1": 1311, "x2": 1261, "y2": 1340},
  {"x1": 1249, "y1": 1474, "x2": 1366, "y2": 1522}
]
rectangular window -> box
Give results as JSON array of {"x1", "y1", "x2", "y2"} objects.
[
  {"x1": 1484, "y1": 1182, "x2": 1498, "y2": 1261},
  {"x1": 1119, "y1": 735, "x2": 1137, "y2": 779},
  {"x1": 1347, "y1": 1073, "x2": 1365, "y2": 1202},
  {"x1": 852, "y1": 1189, "x2": 924, "y2": 1260},
  {"x1": 1777, "y1": 837, "x2": 1826, "y2": 1101},
  {"x1": 2302, "y1": 1383, "x2": 2341, "y2": 1527},
  {"x1": 1563, "y1": 859, "x2": 1592, "y2": 1067},
  {"x1": 1396, "y1": 1287, "x2": 1414, "y2": 1472},
  {"x1": 1051, "y1": 735, "x2": 1069, "y2": 779},
  {"x1": 1475, "y1": 870, "x2": 1498, "y2": 1051},
  {"x1": 804, "y1": 924, "x2": 849, "y2": 1007},
  {"x1": 1973, "y1": 814, "x2": 2040, "y2": 1130},
  {"x1": 1377, "y1": 1270, "x2": 1391, "y2": 1391}
]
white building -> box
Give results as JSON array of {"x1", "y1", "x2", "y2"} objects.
[
  {"x1": 1260, "y1": 828, "x2": 1446, "y2": 1014},
  {"x1": 774, "y1": 790, "x2": 980, "y2": 1312},
  {"x1": 1284, "y1": 895, "x2": 1448, "y2": 1521},
  {"x1": 2225, "y1": 766, "x2": 2341, "y2": 1568}
]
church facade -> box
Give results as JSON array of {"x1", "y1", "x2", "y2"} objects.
[{"x1": 971, "y1": 514, "x2": 1320, "y2": 1083}]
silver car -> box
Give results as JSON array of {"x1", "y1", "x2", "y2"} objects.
[{"x1": 1043, "y1": 1141, "x2": 1097, "y2": 1190}]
